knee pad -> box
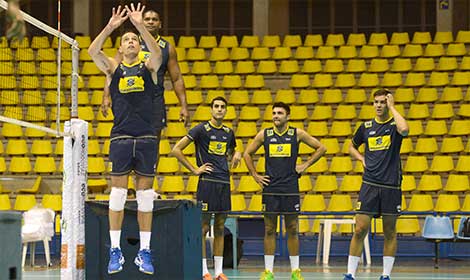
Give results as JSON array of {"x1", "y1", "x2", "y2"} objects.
[
  {"x1": 136, "y1": 189, "x2": 154, "y2": 212},
  {"x1": 109, "y1": 187, "x2": 128, "y2": 211}
]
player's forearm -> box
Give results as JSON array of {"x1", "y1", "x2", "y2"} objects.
[
  {"x1": 89, "y1": 25, "x2": 113, "y2": 57},
  {"x1": 243, "y1": 153, "x2": 258, "y2": 176},
  {"x1": 389, "y1": 106, "x2": 409, "y2": 135},
  {"x1": 170, "y1": 149, "x2": 196, "y2": 174},
  {"x1": 305, "y1": 145, "x2": 326, "y2": 167},
  {"x1": 349, "y1": 144, "x2": 364, "y2": 162},
  {"x1": 173, "y1": 78, "x2": 188, "y2": 108}
]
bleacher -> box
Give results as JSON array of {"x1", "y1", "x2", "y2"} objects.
[{"x1": 1, "y1": 31, "x2": 470, "y2": 237}]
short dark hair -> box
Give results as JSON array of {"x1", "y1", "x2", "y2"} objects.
[
  {"x1": 272, "y1": 102, "x2": 290, "y2": 115},
  {"x1": 373, "y1": 88, "x2": 391, "y2": 98},
  {"x1": 143, "y1": 9, "x2": 161, "y2": 19},
  {"x1": 210, "y1": 96, "x2": 228, "y2": 108}
]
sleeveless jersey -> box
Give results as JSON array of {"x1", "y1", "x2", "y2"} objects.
[{"x1": 139, "y1": 36, "x2": 169, "y2": 97}]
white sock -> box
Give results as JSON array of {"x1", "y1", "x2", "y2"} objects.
[
  {"x1": 214, "y1": 256, "x2": 223, "y2": 276},
  {"x1": 289, "y1": 255, "x2": 299, "y2": 271},
  {"x1": 264, "y1": 255, "x2": 274, "y2": 272},
  {"x1": 347, "y1": 255, "x2": 361, "y2": 278},
  {"x1": 139, "y1": 231, "x2": 151, "y2": 250},
  {"x1": 383, "y1": 256, "x2": 395, "y2": 277},
  {"x1": 110, "y1": 230, "x2": 121, "y2": 249},
  {"x1": 202, "y1": 258, "x2": 209, "y2": 275}
]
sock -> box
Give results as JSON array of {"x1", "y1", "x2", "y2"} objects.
[
  {"x1": 347, "y1": 255, "x2": 361, "y2": 278},
  {"x1": 110, "y1": 230, "x2": 121, "y2": 249},
  {"x1": 139, "y1": 231, "x2": 151, "y2": 250},
  {"x1": 383, "y1": 256, "x2": 395, "y2": 277},
  {"x1": 202, "y1": 258, "x2": 209, "y2": 276},
  {"x1": 289, "y1": 255, "x2": 299, "y2": 271},
  {"x1": 214, "y1": 256, "x2": 223, "y2": 276},
  {"x1": 264, "y1": 255, "x2": 274, "y2": 272}
]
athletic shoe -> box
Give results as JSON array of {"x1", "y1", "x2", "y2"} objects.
[
  {"x1": 215, "y1": 273, "x2": 229, "y2": 280},
  {"x1": 107, "y1": 247, "x2": 124, "y2": 274},
  {"x1": 134, "y1": 249, "x2": 154, "y2": 275},
  {"x1": 343, "y1": 274, "x2": 355, "y2": 280},
  {"x1": 380, "y1": 276, "x2": 391, "y2": 280},
  {"x1": 291, "y1": 269, "x2": 304, "y2": 280},
  {"x1": 260, "y1": 269, "x2": 274, "y2": 280},
  {"x1": 203, "y1": 273, "x2": 212, "y2": 280}
]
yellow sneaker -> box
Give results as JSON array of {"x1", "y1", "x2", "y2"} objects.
[
  {"x1": 260, "y1": 269, "x2": 274, "y2": 280},
  {"x1": 291, "y1": 269, "x2": 304, "y2": 280}
]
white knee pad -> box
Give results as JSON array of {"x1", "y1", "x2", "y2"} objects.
[
  {"x1": 136, "y1": 189, "x2": 154, "y2": 212},
  {"x1": 109, "y1": 187, "x2": 128, "y2": 211}
]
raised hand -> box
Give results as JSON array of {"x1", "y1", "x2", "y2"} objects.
[
  {"x1": 385, "y1": 93, "x2": 395, "y2": 109},
  {"x1": 125, "y1": 2, "x2": 145, "y2": 27},
  {"x1": 107, "y1": 5, "x2": 128, "y2": 30}
]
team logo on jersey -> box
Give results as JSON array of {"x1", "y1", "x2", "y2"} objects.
[
  {"x1": 209, "y1": 141, "x2": 227, "y2": 155},
  {"x1": 222, "y1": 126, "x2": 231, "y2": 133},
  {"x1": 269, "y1": 144, "x2": 291, "y2": 157},
  {"x1": 204, "y1": 123, "x2": 211, "y2": 131},
  {"x1": 355, "y1": 201, "x2": 362, "y2": 211},
  {"x1": 210, "y1": 135, "x2": 217, "y2": 140},
  {"x1": 119, "y1": 76, "x2": 145, "y2": 94},
  {"x1": 368, "y1": 135, "x2": 391, "y2": 151},
  {"x1": 287, "y1": 128, "x2": 295, "y2": 136},
  {"x1": 365, "y1": 121, "x2": 372, "y2": 128},
  {"x1": 202, "y1": 203, "x2": 208, "y2": 211},
  {"x1": 158, "y1": 39, "x2": 167, "y2": 48},
  {"x1": 369, "y1": 131, "x2": 376, "y2": 135},
  {"x1": 267, "y1": 129, "x2": 274, "y2": 136}
]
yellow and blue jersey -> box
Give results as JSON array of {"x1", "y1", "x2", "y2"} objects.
[
  {"x1": 187, "y1": 121, "x2": 236, "y2": 184},
  {"x1": 109, "y1": 60, "x2": 157, "y2": 138},
  {"x1": 352, "y1": 117, "x2": 404, "y2": 188},
  {"x1": 263, "y1": 126, "x2": 299, "y2": 192}
]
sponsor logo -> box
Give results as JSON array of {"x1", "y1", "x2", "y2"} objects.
[{"x1": 369, "y1": 131, "x2": 376, "y2": 135}]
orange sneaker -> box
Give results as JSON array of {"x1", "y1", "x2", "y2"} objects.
[
  {"x1": 215, "y1": 273, "x2": 229, "y2": 280},
  {"x1": 203, "y1": 273, "x2": 212, "y2": 280}
]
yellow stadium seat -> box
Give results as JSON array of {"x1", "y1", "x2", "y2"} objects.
[
  {"x1": 0, "y1": 194, "x2": 11, "y2": 210},
  {"x1": 0, "y1": 75, "x2": 17, "y2": 89},
  {"x1": 272, "y1": 47, "x2": 292, "y2": 60},
  {"x1": 310, "y1": 105, "x2": 332, "y2": 121},
  {"x1": 173, "y1": 48, "x2": 185, "y2": 61},
  {"x1": 177, "y1": 36, "x2": 196, "y2": 48},
  {"x1": 393, "y1": 88, "x2": 414, "y2": 103},
  {"x1": 368, "y1": 58, "x2": 389, "y2": 73},
  {"x1": 301, "y1": 194, "x2": 326, "y2": 212},
  {"x1": 236, "y1": 122, "x2": 257, "y2": 138},
  {"x1": 9, "y1": 156, "x2": 32, "y2": 173},
  {"x1": 207, "y1": 48, "x2": 228, "y2": 62},
  {"x1": 306, "y1": 157, "x2": 328, "y2": 174},
  {"x1": 2, "y1": 123, "x2": 23, "y2": 138},
  {"x1": 401, "y1": 175, "x2": 416, "y2": 192},
  {"x1": 327, "y1": 194, "x2": 353, "y2": 212},
  {"x1": 401, "y1": 44, "x2": 423, "y2": 58},
  {"x1": 324, "y1": 59, "x2": 343, "y2": 73},
  {"x1": 240, "y1": 35, "x2": 259, "y2": 48},
  {"x1": 31, "y1": 36, "x2": 50, "y2": 49},
  {"x1": 305, "y1": 121, "x2": 327, "y2": 137},
  {"x1": 431, "y1": 104, "x2": 454, "y2": 119},
  {"x1": 295, "y1": 89, "x2": 317, "y2": 105},
  {"x1": 197, "y1": 35, "x2": 217, "y2": 49},
  {"x1": 357, "y1": 105, "x2": 375, "y2": 120},
  {"x1": 278, "y1": 60, "x2": 299, "y2": 74},
  {"x1": 233, "y1": 60, "x2": 254, "y2": 75},
  {"x1": 462, "y1": 195, "x2": 470, "y2": 212},
  {"x1": 238, "y1": 176, "x2": 262, "y2": 193},
  {"x1": 199, "y1": 75, "x2": 220, "y2": 89},
  {"x1": 417, "y1": 174, "x2": 442, "y2": 192},
  {"x1": 255, "y1": 60, "x2": 276, "y2": 74},
  {"x1": 15, "y1": 48, "x2": 34, "y2": 61},
  {"x1": 440, "y1": 137, "x2": 463, "y2": 153},
  {"x1": 160, "y1": 176, "x2": 185, "y2": 193},
  {"x1": 217, "y1": 35, "x2": 237, "y2": 48},
  {"x1": 17, "y1": 61, "x2": 36, "y2": 75},
  {"x1": 429, "y1": 155, "x2": 454, "y2": 173},
  {"x1": 77, "y1": 106, "x2": 94, "y2": 122},
  {"x1": 436, "y1": 56, "x2": 457, "y2": 71},
  {"x1": 404, "y1": 73, "x2": 425, "y2": 87},
  {"x1": 288, "y1": 105, "x2": 307, "y2": 121},
  {"x1": 446, "y1": 43, "x2": 466, "y2": 56},
  {"x1": 229, "y1": 47, "x2": 249, "y2": 61},
  {"x1": 337, "y1": 45, "x2": 357, "y2": 59},
  {"x1": 428, "y1": 72, "x2": 449, "y2": 87},
  {"x1": 157, "y1": 157, "x2": 180, "y2": 174},
  {"x1": 320, "y1": 138, "x2": 340, "y2": 155},
  {"x1": 434, "y1": 194, "x2": 460, "y2": 213},
  {"x1": 289, "y1": 74, "x2": 310, "y2": 88},
  {"x1": 315, "y1": 46, "x2": 336, "y2": 59},
  {"x1": 20, "y1": 76, "x2": 39, "y2": 89},
  {"x1": 358, "y1": 45, "x2": 379, "y2": 58},
  {"x1": 314, "y1": 175, "x2": 338, "y2": 193},
  {"x1": 239, "y1": 105, "x2": 260, "y2": 121},
  {"x1": 413, "y1": 57, "x2": 435, "y2": 72},
  {"x1": 191, "y1": 61, "x2": 212, "y2": 75},
  {"x1": 407, "y1": 104, "x2": 429, "y2": 119},
  {"x1": 390, "y1": 32, "x2": 410, "y2": 45},
  {"x1": 246, "y1": 194, "x2": 262, "y2": 212},
  {"x1": 205, "y1": 90, "x2": 225, "y2": 104},
  {"x1": 94, "y1": 122, "x2": 113, "y2": 138},
  {"x1": 403, "y1": 155, "x2": 428, "y2": 173},
  {"x1": 35, "y1": 48, "x2": 56, "y2": 62},
  {"x1": 339, "y1": 175, "x2": 362, "y2": 193},
  {"x1": 312, "y1": 73, "x2": 333, "y2": 88},
  {"x1": 31, "y1": 140, "x2": 53, "y2": 156},
  {"x1": 381, "y1": 72, "x2": 402, "y2": 87},
  {"x1": 329, "y1": 156, "x2": 353, "y2": 173},
  {"x1": 449, "y1": 120, "x2": 470, "y2": 136},
  {"x1": 440, "y1": 87, "x2": 463, "y2": 102},
  {"x1": 334, "y1": 105, "x2": 356, "y2": 120},
  {"x1": 423, "y1": 120, "x2": 447, "y2": 136},
  {"x1": 456, "y1": 155, "x2": 470, "y2": 173},
  {"x1": 345, "y1": 33, "x2": 365, "y2": 46},
  {"x1": 251, "y1": 47, "x2": 271, "y2": 60},
  {"x1": 396, "y1": 216, "x2": 420, "y2": 235},
  {"x1": 408, "y1": 194, "x2": 433, "y2": 212},
  {"x1": 254, "y1": 158, "x2": 265, "y2": 173},
  {"x1": 244, "y1": 75, "x2": 265, "y2": 89},
  {"x1": 0, "y1": 90, "x2": 17, "y2": 105},
  {"x1": 415, "y1": 87, "x2": 438, "y2": 103},
  {"x1": 301, "y1": 59, "x2": 322, "y2": 73},
  {"x1": 164, "y1": 122, "x2": 187, "y2": 138},
  {"x1": 399, "y1": 138, "x2": 413, "y2": 154},
  {"x1": 424, "y1": 43, "x2": 445, "y2": 58},
  {"x1": 221, "y1": 75, "x2": 242, "y2": 89},
  {"x1": 456, "y1": 30, "x2": 470, "y2": 43},
  {"x1": 303, "y1": 34, "x2": 323, "y2": 46},
  {"x1": 459, "y1": 56, "x2": 470, "y2": 71},
  {"x1": 249, "y1": 89, "x2": 271, "y2": 105},
  {"x1": 357, "y1": 73, "x2": 379, "y2": 88},
  {"x1": 325, "y1": 34, "x2": 345, "y2": 46},
  {"x1": 433, "y1": 31, "x2": 453, "y2": 44},
  {"x1": 368, "y1": 32, "x2": 388, "y2": 45},
  {"x1": 3, "y1": 106, "x2": 23, "y2": 120},
  {"x1": 6, "y1": 139, "x2": 28, "y2": 155},
  {"x1": 415, "y1": 137, "x2": 437, "y2": 154},
  {"x1": 320, "y1": 89, "x2": 342, "y2": 104},
  {"x1": 14, "y1": 194, "x2": 37, "y2": 211},
  {"x1": 380, "y1": 45, "x2": 401, "y2": 58},
  {"x1": 344, "y1": 89, "x2": 366, "y2": 104},
  {"x1": 390, "y1": 58, "x2": 412, "y2": 72},
  {"x1": 294, "y1": 46, "x2": 314, "y2": 60},
  {"x1": 346, "y1": 59, "x2": 366, "y2": 73},
  {"x1": 213, "y1": 61, "x2": 233, "y2": 75},
  {"x1": 34, "y1": 157, "x2": 57, "y2": 174},
  {"x1": 0, "y1": 48, "x2": 13, "y2": 61},
  {"x1": 88, "y1": 157, "x2": 105, "y2": 174},
  {"x1": 444, "y1": 174, "x2": 469, "y2": 192},
  {"x1": 451, "y1": 72, "x2": 470, "y2": 86}
]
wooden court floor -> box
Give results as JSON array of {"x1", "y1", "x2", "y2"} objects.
[{"x1": 23, "y1": 256, "x2": 470, "y2": 279}]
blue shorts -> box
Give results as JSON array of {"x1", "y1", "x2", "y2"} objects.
[
  {"x1": 356, "y1": 182, "x2": 402, "y2": 217},
  {"x1": 196, "y1": 179, "x2": 231, "y2": 212},
  {"x1": 262, "y1": 194, "x2": 300, "y2": 214},
  {"x1": 109, "y1": 137, "x2": 157, "y2": 177}
]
